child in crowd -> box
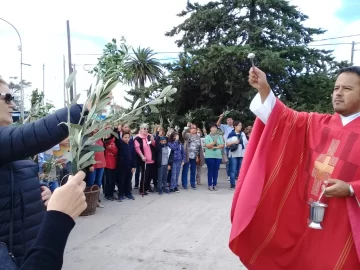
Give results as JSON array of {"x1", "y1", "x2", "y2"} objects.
[
  {"x1": 156, "y1": 136, "x2": 173, "y2": 195},
  {"x1": 117, "y1": 132, "x2": 136, "y2": 201},
  {"x1": 87, "y1": 138, "x2": 106, "y2": 208},
  {"x1": 168, "y1": 132, "x2": 185, "y2": 193},
  {"x1": 104, "y1": 136, "x2": 118, "y2": 201}
]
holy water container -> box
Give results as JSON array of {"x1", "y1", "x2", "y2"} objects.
[{"x1": 308, "y1": 201, "x2": 327, "y2": 230}]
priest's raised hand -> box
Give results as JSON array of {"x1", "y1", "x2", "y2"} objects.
[
  {"x1": 248, "y1": 67, "x2": 271, "y2": 103},
  {"x1": 230, "y1": 66, "x2": 360, "y2": 270}
]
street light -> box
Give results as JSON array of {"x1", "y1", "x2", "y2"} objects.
[{"x1": 0, "y1": 18, "x2": 25, "y2": 123}]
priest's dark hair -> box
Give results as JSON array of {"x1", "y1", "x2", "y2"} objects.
[{"x1": 337, "y1": 66, "x2": 360, "y2": 77}]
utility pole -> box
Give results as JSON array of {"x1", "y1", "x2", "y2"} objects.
[
  {"x1": 0, "y1": 18, "x2": 24, "y2": 122},
  {"x1": 63, "y1": 55, "x2": 66, "y2": 107},
  {"x1": 66, "y1": 20, "x2": 74, "y2": 101},
  {"x1": 351, "y1": 41, "x2": 355, "y2": 65},
  {"x1": 42, "y1": 64, "x2": 45, "y2": 96},
  {"x1": 73, "y1": 64, "x2": 77, "y2": 96}
]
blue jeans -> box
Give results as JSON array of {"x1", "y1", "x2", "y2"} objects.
[
  {"x1": 87, "y1": 168, "x2": 105, "y2": 187},
  {"x1": 205, "y1": 158, "x2": 222, "y2": 187},
  {"x1": 171, "y1": 160, "x2": 182, "y2": 189},
  {"x1": 229, "y1": 157, "x2": 243, "y2": 186},
  {"x1": 182, "y1": 158, "x2": 197, "y2": 188},
  {"x1": 158, "y1": 165, "x2": 168, "y2": 191}
]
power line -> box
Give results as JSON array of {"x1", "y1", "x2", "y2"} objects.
[
  {"x1": 308, "y1": 42, "x2": 359, "y2": 47},
  {"x1": 312, "y1": 34, "x2": 360, "y2": 42},
  {"x1": 77, "y1": 58, "x2": 179, "y2": 66},
  {"x1": 73, "y1": 52, "x2": 182, "y2": 56}
]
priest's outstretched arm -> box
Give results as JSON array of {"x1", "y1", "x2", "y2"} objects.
[
  {"x1": 248, "y1": 67, "x2": 360, "y2": 207},
  {"x1": 248, "y1": 67, "x2": 275, "y2": 124}
]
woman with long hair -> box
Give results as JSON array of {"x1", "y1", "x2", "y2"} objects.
[{"x1": 181, "y1": 123, "x2": 205, "y2": 190}]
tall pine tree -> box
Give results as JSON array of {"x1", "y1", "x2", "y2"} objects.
[{"x1": 165, "y1": 0, "x2": 348, "y2": 118}]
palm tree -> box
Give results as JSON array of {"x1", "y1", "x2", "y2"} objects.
[{"x1": 124, "y1": 47, "x2": 164, "y2": 105}]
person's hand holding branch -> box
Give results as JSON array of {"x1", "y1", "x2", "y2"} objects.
[{"x1": 47, "y1": 171, "x2": 87, "y2": 220}]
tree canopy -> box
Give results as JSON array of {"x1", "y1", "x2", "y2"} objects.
[{"x1": 91, "y1": 0, "x2": 349, "y2": 128}]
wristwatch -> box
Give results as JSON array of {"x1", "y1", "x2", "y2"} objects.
[{"x1": 349, "y1": 185, "x2": 355, "y2": 196}]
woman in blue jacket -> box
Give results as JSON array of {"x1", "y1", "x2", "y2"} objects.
[{"x1": 0, "y1": 77, "x2": 89, "y2": 266}]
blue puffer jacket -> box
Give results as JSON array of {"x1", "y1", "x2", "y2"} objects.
[{"x1": 0, "y1": 104, "x2": 83, "y2": 266}]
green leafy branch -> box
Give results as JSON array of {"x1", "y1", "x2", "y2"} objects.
[{"x1": 61, "y1": 72, "x2": 177, "y2": 174}]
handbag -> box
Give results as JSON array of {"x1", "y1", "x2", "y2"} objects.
[
  {"x1": 0, "y1": 172, "x2": 19, "y2": 269},
  {"x1": 196, "y1": 154, "x2": 201, "y2": 165}
]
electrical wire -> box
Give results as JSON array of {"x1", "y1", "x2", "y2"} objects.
[
  {"x1": 308, "y1": 42, "x2": 357, "y2": 46},
  {"x1": 73, "y1": 52, "x2": 181, "y2": 56},
  {"x1": 312, "y1": 34, "x2": 360, "y2": 42}
]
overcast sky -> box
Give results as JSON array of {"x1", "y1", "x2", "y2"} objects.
[{"x1": 1, "y1": 0, "x2": 359, "y2": 110}]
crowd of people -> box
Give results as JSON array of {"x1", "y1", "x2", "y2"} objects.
[{"x1": 39, "y1": 119, "x2": 252, "y2": 208}]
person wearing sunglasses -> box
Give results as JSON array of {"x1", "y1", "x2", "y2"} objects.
[{"x1": 0, "y1": 77, "x2": 101, "y2": 267}]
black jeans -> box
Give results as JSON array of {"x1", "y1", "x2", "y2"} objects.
[
  {"x1": 140, "y1": 163, "x2": 156, "y2": 193},
  {"x1": 118, "y1": 166, "x2": 133, "y2": 196},
  {"x1": 104, "y1": 168, "x2": 116, "y2": 197},
  {"x1": 134, "y1": 163, "x2": 141, "y2": 187}
]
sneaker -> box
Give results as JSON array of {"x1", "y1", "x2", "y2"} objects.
[
  {"x1": 213, "y1": 186, "x2": 218, "y2": 191},
  {"x1": 182, "y1": 186, "x2": 188, "y2": 190},
  {"x1": 164, "y1": 189, "x2": 170, "y2": 194},
  {"x1": 140, "y1": 192, "x2": 148, "y2": 196},
  {"x1": 169, "y1": 189, "x2": 175, "y2": 193},
  {"x1": 118, "y1": 197, "x2": 123, "y2": 202},
  {"x1": 230, "y1": 184, "x2": 235, "y2": 189},
  {"x1": 148, "y1": 188, "x2": 155, "y2": 193},
  {"x1": 208, "y1": 186, "x2": 213, "y2": 191},
  {"x1": 126, "y1": 194, "x2": 135, "y2": 200},
  {"x1": 105, "y1": 196, "x2": 114, "y2": 201},
  {"x1": 97, "y1": 202, "x2": 104, "y2": 208},
  {"x1": 191, "y1": 186, "x2": 196, "y2": 190},
  {"x1": 174, "y1": 187, "x2": 180, "y2": 193},
  {"x1": 227, "y1": 176, "x2": 230, "y2": 181}
]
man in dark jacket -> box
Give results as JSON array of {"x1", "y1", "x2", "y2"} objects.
[{"x1": 0, "y1": 78, "x2": 87, "y2": 266}]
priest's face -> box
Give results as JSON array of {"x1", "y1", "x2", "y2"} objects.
[{"x1": 332, "y1": 72, "x2": 360, "y2": 116}]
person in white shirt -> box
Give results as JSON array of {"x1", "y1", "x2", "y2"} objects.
[{"x1": 226, "y1": 121, "x2": 248, "y2": 189}]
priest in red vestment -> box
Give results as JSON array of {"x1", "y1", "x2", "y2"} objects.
[{"x1": 229, "y1": 66, "x2": 360, "y2": 269}]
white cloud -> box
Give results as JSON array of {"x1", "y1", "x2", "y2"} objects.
[{"x1": 1, "y1": 0, "x2": 359, "y2": 110}]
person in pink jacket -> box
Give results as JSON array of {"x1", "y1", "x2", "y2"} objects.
[{"x1": 134, "y1": 123, "x2": 156, "y2": 195}]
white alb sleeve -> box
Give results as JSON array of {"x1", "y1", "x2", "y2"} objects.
[{"x1": 249, "y1": 91, "x2": 276, "y2": 124}]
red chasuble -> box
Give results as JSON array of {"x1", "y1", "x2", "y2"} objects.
[{"x1": 229, "y1": 99, "x2": 360, "y2": 270}]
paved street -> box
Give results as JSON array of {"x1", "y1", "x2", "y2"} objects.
[{"x1": 63, "y1": 167, "x2": 246, "y2": 270}]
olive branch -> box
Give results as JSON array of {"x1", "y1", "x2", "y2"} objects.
[{"x1": 62, "y1": 73, "x2": 177, "y2": 174}]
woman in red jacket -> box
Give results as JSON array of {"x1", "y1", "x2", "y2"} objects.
[
  {"x1": 103, "y1": 137, "x2": 118, "y2": 201},
  {"x1": 87, "y1": 138, "x2": 106, "y2": 208}
]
